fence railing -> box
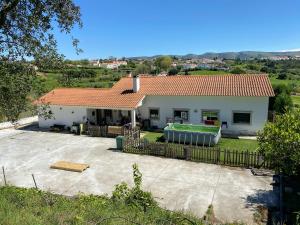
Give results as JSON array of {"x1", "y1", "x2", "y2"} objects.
[{"x1": 123, "y1": 137, "x2": 272, "y2": 169}]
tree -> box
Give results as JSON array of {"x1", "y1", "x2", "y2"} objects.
[
  {"x1": 0, "y1": 0, "x2": 82, "y2": 60},
  {"x1": 0, "y1": 61, "x2": 35, "y2": 122},
  {"x1": 230, "y1": 66, "x2": 246, "y2": 74},
  {"x1": 168, "y1": 68, "x2": 179, "y2": 76},
  {"x1": 133, "y1": 63, "x2": 151, "y2": 76},
  {"x1": 154, "y1": 56, "x2": 172, "y2": 72},
  {"x1": 269, "y1": 84, "x2": 293, "y2": 114},
  {"x1": 274, "y1": 93, "x2": 293, "y2": 113},
  {"x1": 258, "y1": 109, "x2": 300, "y2": 175},
  {"x1": 277, "y1": 71, "x2": 288, "y2": 80},
  {"x1": 0, "y1": 0, "x2": 81, "y2": 121}
]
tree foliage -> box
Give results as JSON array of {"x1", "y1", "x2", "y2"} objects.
[
  {"x1": 0, "y1": 61, "x2": 35, "y2": 122},
  {"x1": 270, "y1": 84, "x2": 293, "y2": 114},
  {"x1": 155, "y1": 56, "x2": 172, "y2": 72},
  {"x1": 230, "y1": 66, "x2": 246, "y2": 74},
  {"x1": 258, "y1": 109, "x2": 300, "y2": 175},
  {"x1": 168, "y1": 67, "x2": 179, "y2": 76},
  {"x1": 0, "y1": 0, "x2": 82, "y2": 60},
  {"x1": 0, "y1": 0, "x2": 82, "y2": 122},
  {"x1": 133, "y1": 63, "x2": 151, "y2": 76}
]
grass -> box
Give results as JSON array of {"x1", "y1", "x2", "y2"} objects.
[
  {"x1": 168, "y1": 123, "x2": 219, "y2": 133},
  {"x1": 142, "y1": 131, "x2": 258, "y2": 152},
  {"x1": 291, "y1": 95, "x2": 300, "y2": 105},
  {"x1": 217, "y1": 137, "x2": 258, "y2": 151},
  {"x1": 0, "y1": 185, "x2": 206, "y2": 225},
  {"x1": 188, "y1": 70, "x2": 230, "y2": 75},
  {"x1": 270, "y1": 77, "x2": 300, "y2": 86}
]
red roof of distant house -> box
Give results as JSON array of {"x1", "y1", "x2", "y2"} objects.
[{"x1": 35, "y1": 74, "x2": 275, "y2": 109}]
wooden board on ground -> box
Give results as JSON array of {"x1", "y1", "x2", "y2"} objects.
[{"x1": 50, "y1": 161, "x2": 89, "y2": 172}]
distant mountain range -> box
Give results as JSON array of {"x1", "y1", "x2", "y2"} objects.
[{"x1": 129, "y1": 51, "x2": 300, "y2": 60}]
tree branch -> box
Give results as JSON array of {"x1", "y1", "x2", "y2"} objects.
[{"x1": 0, "y1": 0, "x2": 21, "y2": 28}]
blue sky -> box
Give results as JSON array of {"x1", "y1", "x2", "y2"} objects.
[{"x1": 54, "y1": 0, "x2": 300, "y2": 59}]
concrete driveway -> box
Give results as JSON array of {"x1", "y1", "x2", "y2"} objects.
[{"x1": 0, "y1": 126, "x2": 278, "y2": 224}]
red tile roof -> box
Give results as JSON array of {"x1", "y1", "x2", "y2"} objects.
[{"x1": 36, "y1": 74, "x2": 274, "y2": 109}]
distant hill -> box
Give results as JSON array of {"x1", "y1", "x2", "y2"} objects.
[{"x1": 129, "y1": 51, "x2": 300, "y2": 60}]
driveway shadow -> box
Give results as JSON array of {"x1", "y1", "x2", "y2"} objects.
[{"x1": 243, "y1": 175, "x2": 280, "y2": 224}]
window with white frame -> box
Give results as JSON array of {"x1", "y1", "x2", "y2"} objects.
[
  {"x1": 149, "y1": 108, "x2": 159, "y2": 120},
  {"x1": 232, "y1": 111, "x2": 251, "y2": 124},
  {"x1": 202, "y1": 110, "x2": 219, "y2": 121},
  {"x1": 174, "y1": 109, "x2": 189, "y2": 121}
]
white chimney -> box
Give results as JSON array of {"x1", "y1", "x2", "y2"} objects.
[{"x1": 133, "y1": 75, "x2": 140, "y2": 93}]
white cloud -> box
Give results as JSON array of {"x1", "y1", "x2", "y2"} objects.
[{"x1": 279, "y1": 48, "x2": 300, "y2": 52}]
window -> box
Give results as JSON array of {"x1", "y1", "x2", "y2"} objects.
[
  {"x1": 202, "y1": 110, "x2": 219, "y2": 121},
  {"x1": 233, "y1": 112, "x2": 251, "y2": 124},
  {"x1": 174, "y1": 109, "x2": 189, "y2": 121},
  {"x1": 149, "y1": 108, "x2": 159, "y2": 120}
]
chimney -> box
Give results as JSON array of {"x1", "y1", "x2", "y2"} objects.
[{"x1": 132, "y1": 75, "x2": 140, "y2": 93}]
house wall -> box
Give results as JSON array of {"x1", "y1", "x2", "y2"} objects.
[
  {"x1": 38, "y1": 106, "x2": 132, "y2": 128},
  {"x1": 138, "y1": 96, "x2": 269, "y2": 135},
  {"x1": 38, "y1": 105, "x2": 87, "y2": 128}
]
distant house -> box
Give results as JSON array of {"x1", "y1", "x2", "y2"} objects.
[
  {"x1": 36, "y1": 74, "x2": 274, "y2": 135},
  {"x1": 100, "y1": 60, "x2": 127, "y2": 69},
  {"x1": 182, "y1": 63, "x2": 198, "y2": 70}
]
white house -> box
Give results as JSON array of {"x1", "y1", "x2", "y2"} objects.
[{"x1": 36, "y1": 74, "x2": 275, "y2": 135}]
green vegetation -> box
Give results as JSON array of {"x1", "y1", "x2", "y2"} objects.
[
  {"x1": 258, "y1": 109, "x2": 300, "y2": 175},
  {"x1": 270, "y1": 76, "x2": 300, "y2": 87},
  {"x1": 37, "y1": 67, "x2": 125, "y2": 92},
  {"x1": 142, "y1": 131, "x2": 164, "y2": 142},
  {"x1": 217, "y1": 138, "x2": 258, "y2": 151},
  {"x1": 292, "y1": 95, "x2": 300, "y2": 106},
  {"x1": 0, "y1": 61, "x2": 36, "y2": 122},
  {"x1": 168, "y1": 123, "x2": 220, "y2": 133},
  {"x1": 143, "y1": 131, "x2": 258, "y2": 152},
  {"x1": 188, "y1": 70, "x2": 230, "y2": 75},
  {"x1": 154, "y1": 56, "x2": 173, "y2": 72}
]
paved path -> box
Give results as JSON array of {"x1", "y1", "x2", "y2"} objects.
[{"x1": 0, "y1": 127, "x2": 278, "y2": 224}]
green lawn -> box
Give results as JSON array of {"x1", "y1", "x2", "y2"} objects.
[
  {"x1": 142, "y1": 131, "x2": 258, "y2": 152},
  {"x1": 217, "y1": 138, "x2": 258, "y2": 151},
  {"x1": 270, "y1": 77, "x2": 300, "y2": 86},
  {"x1": 291, "y1": 95, "x2": 300, "y2": 105},
  {"x1": 188, "y1": 70, "x2": 230, "y2": 75},
  {"x1": 142, "y1": 131, "x2": 163, "y2": 142}
]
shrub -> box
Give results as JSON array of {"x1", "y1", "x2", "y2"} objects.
[
  {"x1": 230, "y1": 66, "x2": 246, "y2": 74},
  {"x1": 258, "y1": 109, "x2": 300, "y2": 175},
  {"x1": 112, "y1": 163, "x2": 157, "y2": 212}
]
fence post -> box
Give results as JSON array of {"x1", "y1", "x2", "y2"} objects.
[
  {"x1": 32, "y1": 174, "x2": 38, "y2": 189},
  {"x1": 2, "y1": 166, "x2": 7, "y2": 186}
]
